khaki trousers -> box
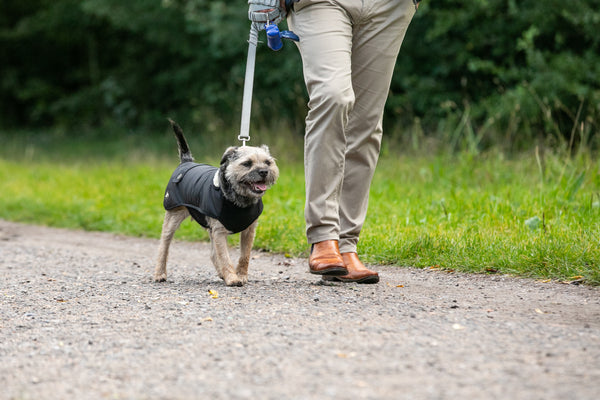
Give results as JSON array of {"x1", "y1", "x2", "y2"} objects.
[{"x1": 288, "y1": 0, "x2": 415, "y2": 253}]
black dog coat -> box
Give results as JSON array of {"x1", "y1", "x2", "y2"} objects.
[{"x1": 163, "y1": 162, "x2": 263, "y2": 233}]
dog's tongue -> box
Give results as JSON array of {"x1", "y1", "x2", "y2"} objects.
[{"x1": 253, "y1": 183, "x2": 268, "y2": 192}]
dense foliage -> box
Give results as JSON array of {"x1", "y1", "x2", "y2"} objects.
[{"x1": 1, "y1": 0, "x2": 598, "y2": 147}]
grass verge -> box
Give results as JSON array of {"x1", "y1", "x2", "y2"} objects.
[{"x1": 0, "y1": 131, "x2": 598, "y2": 284}]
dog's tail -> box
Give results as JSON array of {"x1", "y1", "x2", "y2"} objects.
[{"x1": 168, "y1": 119, "x2": 194, "y2": 163}]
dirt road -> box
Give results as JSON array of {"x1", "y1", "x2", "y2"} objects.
[{"x1": 1, "y1": 220, "x2": 599, "y2": 399}]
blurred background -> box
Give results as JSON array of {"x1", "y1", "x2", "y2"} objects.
[{"x1": 1, "y1": 0, "x2": 598, "y2": 152}]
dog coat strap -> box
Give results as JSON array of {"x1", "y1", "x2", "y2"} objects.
[{"x1": 218, "y1": 199, "x2": 263, "y2": 233}]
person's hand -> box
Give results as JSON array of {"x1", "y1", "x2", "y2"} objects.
[{"x1": 248, "y1": 0, "x2": 287, "y2": 29}]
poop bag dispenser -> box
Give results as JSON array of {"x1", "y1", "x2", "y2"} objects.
[{"x1": 266, "y1": 23, "x2": 299, "y2": 51}]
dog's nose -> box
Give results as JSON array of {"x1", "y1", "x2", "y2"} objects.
[{"x1": 258, "y1": 169, "x2": 269, "y2": 178}]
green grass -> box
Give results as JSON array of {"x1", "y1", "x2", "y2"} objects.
[{"x1": 0, "y1": 130, "x2": 598, "y2": 284}]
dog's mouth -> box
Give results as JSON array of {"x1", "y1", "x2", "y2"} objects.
[{"x1": 249, "y1": 181, "x2": 268, "y2": 194}]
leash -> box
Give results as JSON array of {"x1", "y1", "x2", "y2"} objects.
[
  {"x1": 238, "y1": 17, "x2": 299, "y2": 146},
  {"x1": 238, "y1": 23, "x2": 259, "y2": 146}
]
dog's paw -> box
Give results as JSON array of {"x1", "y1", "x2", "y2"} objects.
[
  {"x1": 153, "y1": 273, "x2": 168, "y2": 282},
  {"x1": 223, "y1": 275, "x2": 244, "y2": 287}
]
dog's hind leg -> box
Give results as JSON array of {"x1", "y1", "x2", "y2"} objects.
[
  {"x1": 208, "y1": 222, "x2": 242, "y2": 286},
  {"x1": 154, "y1": 207, "x2": 189, "y2": 282},
  {"x1": 236, "y1": 220, "x2": 258, "y2": 285}
]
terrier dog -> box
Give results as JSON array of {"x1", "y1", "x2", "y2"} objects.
[{"x1": 154, "y1": 120, "x2": 279, "y2": 286}]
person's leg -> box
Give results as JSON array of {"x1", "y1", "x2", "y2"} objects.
[
  {"x1": 338, "y1": 0, "x2": 416, "y2": 254},
  {"x1": 288, "y1": 0, "x2": 359, "y2": 245}
]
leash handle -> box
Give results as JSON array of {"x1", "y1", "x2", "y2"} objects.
[{"x1": 239, "y1": 24, "x2": 259, "y2": 146}]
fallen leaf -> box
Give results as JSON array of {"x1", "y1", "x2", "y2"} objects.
[
  {"x1": 563, "y1": 275, "x2": 585, "y2": 285},
  {"x1": 396, "y1": 284, "x2": 404, "y2": 288},
  {"x1": 208, "y1": 289, "x2": 219, "y2": 299}
]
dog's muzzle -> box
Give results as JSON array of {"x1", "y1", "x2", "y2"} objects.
[{"x1": 247, "y1": 169, "x2": 271, "y2": 194}]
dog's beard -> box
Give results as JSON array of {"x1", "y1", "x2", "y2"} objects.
[
  {"x1": 218, "y1": 170, "x2": 272, "y2": 208},
  {"x1": 244, "y1": 170, "x2": 273, "y2": 194},
  {"x1": 224, "y1": 169, "x2": 276, "y2": 206}
]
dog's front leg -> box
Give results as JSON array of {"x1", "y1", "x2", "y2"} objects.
[
  {"x1": 154, "y1": 207, "x2": 189, "y2": 282},
  {"x1": 237, "y1": 220, "x2": 258, "y2": 285},
  {"x1": 208, "y1": 223, "x2": 242, "y2": 286}
]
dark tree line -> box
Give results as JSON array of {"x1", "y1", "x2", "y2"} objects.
[{"x1": 1, "y1": 0, "x2": 598, "y2": 148}]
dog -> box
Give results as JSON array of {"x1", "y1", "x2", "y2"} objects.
[{"x1": 154, "y1": 120, "x2": 279, "y2": 286}]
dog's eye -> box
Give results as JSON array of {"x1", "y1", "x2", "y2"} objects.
[
  {"x1": 242, "y1": 160, "x2": 253, "y2": 168},
  {"x1": 264, "y1": 160, "x2": 272, "y2": 166}
]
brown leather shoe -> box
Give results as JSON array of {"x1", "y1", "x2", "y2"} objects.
[
  {"x1": 308, "y1": 240, "x2": 348, "y2": 276},
  {"x1": 322, "y1": 252, "x2": 380, "y2": 284}
]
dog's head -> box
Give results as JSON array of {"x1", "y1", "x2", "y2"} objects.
[{"x1": 219, "y1": 145, "x2": 279, "y2": 207}]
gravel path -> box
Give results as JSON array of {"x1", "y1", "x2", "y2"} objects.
[{"x1": 1, "y1": 219, "x2": 599, "y2": 400}]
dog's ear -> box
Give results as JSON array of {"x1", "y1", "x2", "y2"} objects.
[
  {"x1": 220, "y1": 146, "x2": 239, "y2": 166},
  {"x1": 260, "y1": 144, "x2": 271, "y2": 155}
]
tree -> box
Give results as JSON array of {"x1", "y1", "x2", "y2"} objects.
[{"x1": 1, "y1": 0, "x2": 598, "y2": 149}]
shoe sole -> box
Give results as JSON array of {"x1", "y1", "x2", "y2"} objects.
[
  {"x1": 309, "y1": 266, "x2": 349, "y2": 276},
  {"x1": 322, "y1": 275, "x2": 380, "y2": 284}
]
